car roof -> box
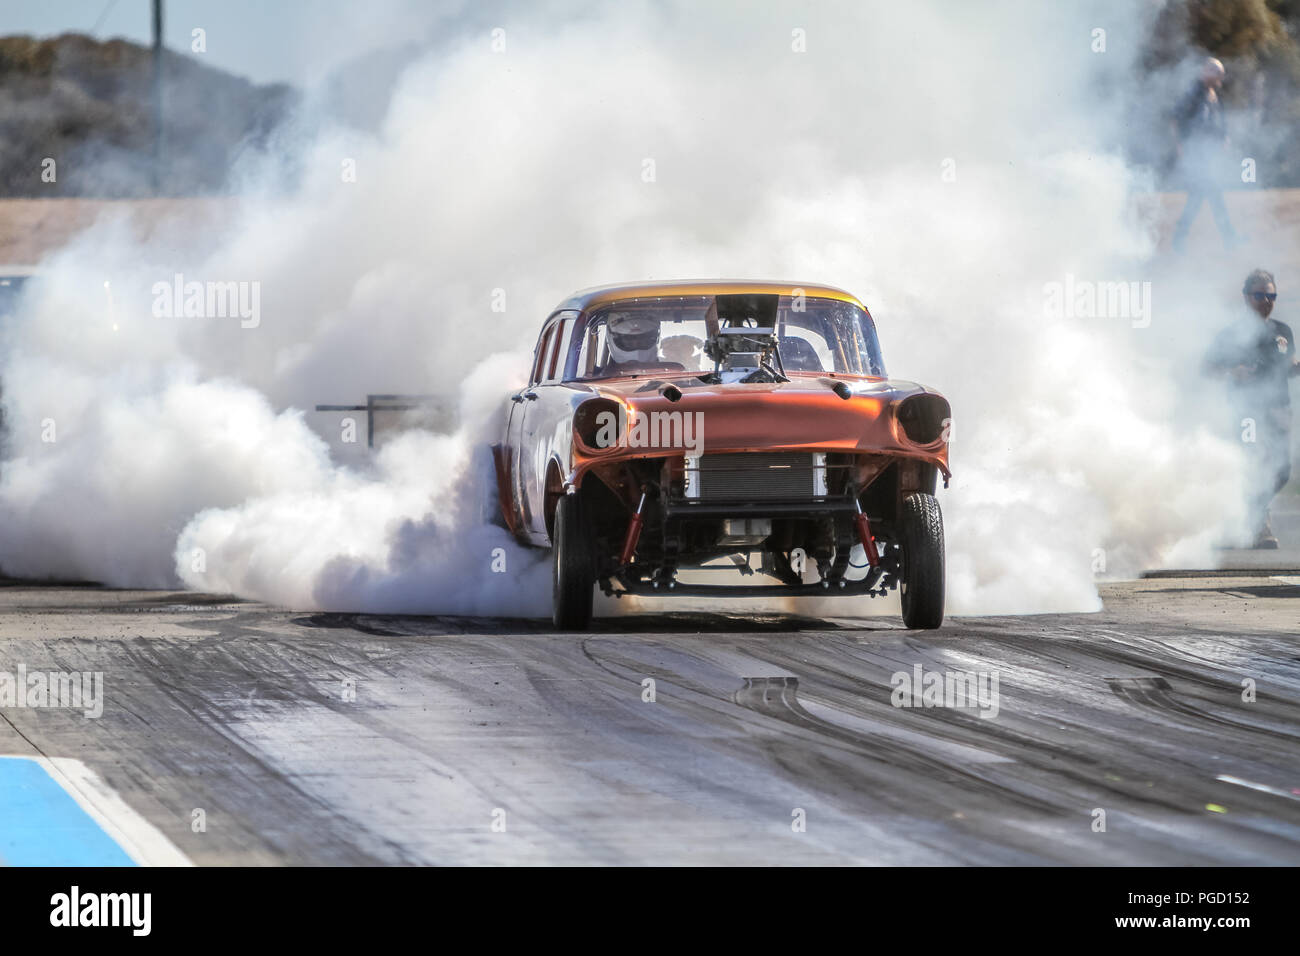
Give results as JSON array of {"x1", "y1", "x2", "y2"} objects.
[{"x1": 554, "y1": 279, "x2": 865, "y2": 314}]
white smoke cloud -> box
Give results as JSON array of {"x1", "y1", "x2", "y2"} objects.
[{"x1": 0, "y1": 0, "x2": 1266, "y2": 616}]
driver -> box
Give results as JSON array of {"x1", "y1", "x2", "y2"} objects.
[{"x1": 606, "y1": 311, "x2": 663, "y2": 370}]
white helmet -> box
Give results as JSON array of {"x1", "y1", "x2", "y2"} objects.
[{"x1": 606, "y1": 311, "x2": 660, "y2": 365}]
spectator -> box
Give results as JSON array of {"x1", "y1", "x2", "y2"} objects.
[
  {"x1": 1171, "y1": 58, "x2": 1240, "y2": 252},
  {"x1": 1207, "y1": 269, "x2": 1298, "y2": 548}
]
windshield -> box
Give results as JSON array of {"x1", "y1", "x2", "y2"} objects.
[{"x1": 569, "y1": 294, "x2": 885, "y2": 380}]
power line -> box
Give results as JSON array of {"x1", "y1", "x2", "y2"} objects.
[{"x1": 90, "y1": 0, "x2": 122, "y2": 34}]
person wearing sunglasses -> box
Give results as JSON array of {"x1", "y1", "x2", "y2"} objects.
[{"x1": 1208, "y1": 269, "x2": 1298, "y2": 548}]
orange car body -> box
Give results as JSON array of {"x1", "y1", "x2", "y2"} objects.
[{"x1": 496, "y1": 280, "x2": 950, "y2": 549}]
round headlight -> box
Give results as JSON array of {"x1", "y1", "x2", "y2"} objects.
[{"x1": 896, "y1": 394, "x2": 950, "y2": 445}]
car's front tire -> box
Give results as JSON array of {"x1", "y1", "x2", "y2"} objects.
[
  {"x1": 899, "y1": 492, "x2": 945, "y2": 629},
  {"x1": 552, "y1": 494, "x2": 595, "y2": 630}
]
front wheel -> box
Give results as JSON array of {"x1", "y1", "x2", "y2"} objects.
[
  {"x1": 552, "y1": 494, "x2": 595, "y2": 630},
  {"x1": 899, "y1": 492, "x2": 945, "y2": 629}
]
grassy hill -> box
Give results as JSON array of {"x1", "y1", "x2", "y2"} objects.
[{"x1": 0, "y1": 33, "x2": 296, "y2": 198}]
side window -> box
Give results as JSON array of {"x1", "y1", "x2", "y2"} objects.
[
  {"x1": 531, "y1": 324, "x2": 556, "y2": 385},
  {"x1": 576, "y1": 319, "x2": 608, "y2": 378},
  {"x1": 542, "y1": 316, "x2": 574, "y2": 383}
]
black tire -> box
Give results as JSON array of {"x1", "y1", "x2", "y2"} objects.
[
  {"x1": 899, "y1": 492, "x2": 945, "y2": 629},
  {"x1": 552, "y1": 494, "x2": 595, "y2": 630}
]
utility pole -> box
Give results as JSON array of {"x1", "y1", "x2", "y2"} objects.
[{"x1": 151, "y1": 0, "x2": 164, "y2": 194}]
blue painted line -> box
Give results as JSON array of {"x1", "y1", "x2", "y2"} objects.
[{"x1": 0, "y1": 756, "x2": 136, "y2": 866}]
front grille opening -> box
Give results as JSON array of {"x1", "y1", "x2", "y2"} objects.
[{"x1": 686, "y1": 452, "x2": 824, "y2": 499}]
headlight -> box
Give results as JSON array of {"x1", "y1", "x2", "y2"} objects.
[
  {"x1": 896, "y1": 394, "x2": 950, "y2": 445},
  {"x1": 574, "y1": 398, "x2": 624, "y2": 451}
]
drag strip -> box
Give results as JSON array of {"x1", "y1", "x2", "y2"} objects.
[
  {"x1": 0, "y1": 756, "x2": 190, "y2": 866},
  {"x1": 0, "y1": 578, "x2": 1297, "y2": 864}
]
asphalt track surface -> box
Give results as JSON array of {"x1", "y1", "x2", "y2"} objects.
[{"x1": 1, "y1": 573, "x2": 1298, "y2": 866}]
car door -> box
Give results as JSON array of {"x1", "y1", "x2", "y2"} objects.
[
  {"x1": 507, "y1": 320, "x2": 557, "y2": 534},
  {"x1": 519, "y1": 312, "x2": 577, "y2": 541}
]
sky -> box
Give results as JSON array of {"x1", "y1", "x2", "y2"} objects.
[{"x1": 0, "y1": 0, "x2": 461, "y2": 87}]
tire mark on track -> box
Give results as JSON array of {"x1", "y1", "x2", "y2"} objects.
[{"x1": 1105, "y1": 676, "x2": 1300, "y2": 745}]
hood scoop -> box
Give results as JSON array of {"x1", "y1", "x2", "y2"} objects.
[
  {"x1": 819, "y1": 378, "x2": 853, "y2": 400},
  {"x1": 633, "y1": 380, "x2": 685, "y2": 401}
]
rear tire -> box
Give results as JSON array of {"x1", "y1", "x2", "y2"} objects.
[
  {"x1": 474, "y1": 444, "x2": 508, "y2": 529},
  {"x1": 552, "y1": 494, "x2": 595, "y2": 630},
  {"x1": 899, "y1": 492, "x2": 945, "y2": 629}
]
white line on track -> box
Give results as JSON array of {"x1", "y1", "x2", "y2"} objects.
[
  {"x1": 1215, "y1": 773, "x2": 1300, "y2": 802},
  {"x1": 33, "y1": 756, "x2": 193, "y2": 866}
]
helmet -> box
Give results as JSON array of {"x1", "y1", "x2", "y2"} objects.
[{"x1": 606, "y1": 311, "x2": 661, "y2": 365}]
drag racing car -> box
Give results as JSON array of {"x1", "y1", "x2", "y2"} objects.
[{"x1": 492, "y1": 281, "x2": 951, "y2": 630}]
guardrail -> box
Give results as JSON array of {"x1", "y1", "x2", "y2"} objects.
[{"x1": 314, "y1": 394, "x2": 443, "y2": 448}]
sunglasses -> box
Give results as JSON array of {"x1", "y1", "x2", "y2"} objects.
[{"x1": 1250, "y1": 292, "x2": 1277, "y2": 302}]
